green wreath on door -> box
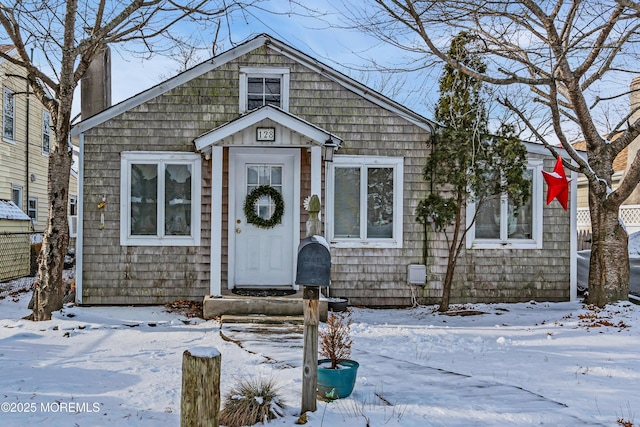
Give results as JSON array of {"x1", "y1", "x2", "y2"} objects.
[{"x1": 243, "y1": 185, "x2": 285, "y2": 229}]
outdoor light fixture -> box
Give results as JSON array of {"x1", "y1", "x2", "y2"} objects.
[{"x1": 323, "y1": 139, "x2": 337, "y2": 162}]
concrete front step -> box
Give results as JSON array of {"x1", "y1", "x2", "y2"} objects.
[
  {"x1": 203, "y1": 294, "x2": 327, "y2": 321},
  {"x1": 220, "y1": 314, "x2": 305, "y2": 325}
]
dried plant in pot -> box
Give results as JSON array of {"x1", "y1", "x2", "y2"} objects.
[{"x1": 317, "y1": 310, "x2": 359, "y2": 400}]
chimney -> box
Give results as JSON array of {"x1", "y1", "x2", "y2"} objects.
[
  {"x1": 631, "y1": 77, "x2": 640, "y2": 124},
  {"x1": 81, "y1": 45, "x2": 111, "y2": 119}
]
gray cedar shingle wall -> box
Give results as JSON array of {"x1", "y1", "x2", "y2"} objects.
[
  {"x1": 80, "y1": 44, "x2": 570, "y2": 306},
  {"x1": 421, "y1": 155, "x2": 571, "y2": 305}
]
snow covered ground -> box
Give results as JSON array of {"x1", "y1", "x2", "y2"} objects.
[{"x1": 0, "y1": 289, "x2": 638, "y2": 427}]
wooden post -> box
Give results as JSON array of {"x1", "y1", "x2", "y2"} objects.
[
  {"x1": 301, "y1": 194, "x2": 322, "y2": 414},
  {"x1": 301, "y1": 286, "x2": 320, "y2": 413},
  {"x1": 180, "y1": 347, "x2": 221, "y2": 427}
]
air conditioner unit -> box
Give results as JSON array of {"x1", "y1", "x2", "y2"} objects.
[{"x1": 68, "y1": 215, "x2": 78, "y2": 238}]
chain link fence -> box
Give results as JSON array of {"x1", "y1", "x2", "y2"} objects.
[{"x1": 0, "y1": 232, "x2": 39, "y2": 300}]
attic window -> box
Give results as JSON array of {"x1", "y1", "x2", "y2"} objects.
[{"x1": 239, "y1": 67, "x2": 289, "y2": 113}]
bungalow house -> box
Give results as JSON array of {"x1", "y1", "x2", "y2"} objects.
[{"x1": 71, "y1": 34, "x2": 577, "y2": 312}]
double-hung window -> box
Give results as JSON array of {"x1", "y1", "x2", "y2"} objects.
[
  {"x1": 11, "y1": 185, "x2": 22, "y2": 209},
  {"x1": 42, "y1": 111, "x2": 51, "y2": 155},
  {"x1": 120, "y1": 152, "x2": 201, "y2": 246},
  {"x1": 28, "y1": 197, "x2": 37, "y2": 222},
  {"x1": 467, "y1": 159, "x2": 543, "y2": 249},
  {"x1": 239, "y1": 67, "x2": 289, "y2": 113},
  {"x1": 327, "y1": 156, "x2": 403, "y2": 248},
  {"x1": 3, "y1": 87, "x2": 14, "y2": 141}
]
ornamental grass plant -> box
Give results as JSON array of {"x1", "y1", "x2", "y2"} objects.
[{"x1": 219, "y1": 377, "x2": 285, "y2": 427}]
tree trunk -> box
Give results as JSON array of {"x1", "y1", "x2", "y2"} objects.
[
  {"x1": 438, "y1": 193, "x2": 464, "y2": 313},
  {"x1": 587, "y1": 196, "x2": 629, "y2": 306},
  {"x1": 30, "y1": 138, "x2": 72, "y2": 321}
]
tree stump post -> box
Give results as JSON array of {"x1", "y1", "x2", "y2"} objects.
[
  {"x1": 301, "y1": 286, "x2": 319, "y2": 413},
  {"x1": 180, "y1": 347, "x2": 221, "y2": 427}
]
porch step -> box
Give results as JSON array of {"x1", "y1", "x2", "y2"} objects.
[
  {"x1": 203, "y1": 294, "x2": 327, "y2": 321},
  {"x1": 220, "y1": 314, "x2": 304, "y2": 325}
]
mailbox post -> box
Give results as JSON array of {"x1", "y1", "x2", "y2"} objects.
[{"x1": 297, "y1": 235, "x2": 331, "y2": 414}]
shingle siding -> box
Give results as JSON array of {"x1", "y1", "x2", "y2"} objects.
[{"x1": 79, "y1": 40, "x2": 570, "y2": 306}]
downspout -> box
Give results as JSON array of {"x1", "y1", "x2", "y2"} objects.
[
  {"x1": 25, "y1": 50, "x2": 31, "y2": 222},
  {"x1": 25, "y1": 47, "x2": 34, "y2": 229},
  {"x1": 76, "y1": 132, "x2": 84, "y2": 304}
]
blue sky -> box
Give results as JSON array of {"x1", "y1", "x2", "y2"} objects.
[{"x1": 80, "y1": 2, "x2": 440, "y2": 120}]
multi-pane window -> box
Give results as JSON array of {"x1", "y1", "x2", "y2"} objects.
[
  {"x1": 246, "y1": 165, "x2": 282, "y2": 220},
  {"x1": 11, "y1": 185, "x2": 22, "y2": 209},
  {"x1": 328, "y1": 156, "x2": 403, "y2": 248},
  {"x1": 239, "y1": 68, "x2": 289, "y2": 113},
  {"x1": 3, "y1": 87, "x2": 14, "y2": 141},
  {"x1": 121, "y1": 152, "x2": 201, "y2": 246},
  {"x1": 247, "y1": 77, "x2": 281, "y2": 111},
  {"x1": 42, "y1": 111, "x2": 51, "y2": 155},
  {"x1": 27, "y1": 197, "x2": 37, "y2": 222},
  {"x1": 468, "y1": 160, "x2": 543, "y2": 249}
]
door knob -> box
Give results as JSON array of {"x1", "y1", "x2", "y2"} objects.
[{"x1": 236, "y1": 228, "x2": 242, "y2": 234}]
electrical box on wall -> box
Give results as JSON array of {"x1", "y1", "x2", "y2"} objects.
[{"x1": 407, "y1": 264, "x2": 427, "y2": 285}]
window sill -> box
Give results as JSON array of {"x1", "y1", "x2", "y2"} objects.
[
  {"x1": 121, "y1": 236, "x2": 200, "y2": 247},
  {"x1": 469, "y1": 239, "x2": 542, "y2": 250},
  {"x1": 330, "y1": 239, "x2": 402, "y2": 249}
]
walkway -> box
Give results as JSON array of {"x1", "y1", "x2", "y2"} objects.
[{"x1": 220, "y1": 321, "x2": 607, "y2": 427}]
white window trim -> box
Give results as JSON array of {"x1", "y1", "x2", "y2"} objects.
[
  {"x1": 11, "y1": 185, "x2": 22, "y2": 209},
  {"x1": 326, "y1": 155, "x2": 404, "y2": 249},
  {"x1": 3, "y1": 87, "x2": 15, "y2": 143},
  {"x1": 239, "y1": 67, "x2": 290, "y2": 113},
  {"x1": 120, "y1": 152, "x2": 201, "y2": 246},
  {"x1": 69, "y1": 194, "x2": 78, "y2": 216},
  {"x1": 27, "y1": 197, "x2": 37, "y2": 223},
  {"x1": 466, "y1": 159, "x2": 543, "y2": 250},
  {"x1": 42, "y1": 111, "x2": 51, "y2": 156}
]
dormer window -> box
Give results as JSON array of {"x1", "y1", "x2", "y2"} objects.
[{"x1": 239, "y1": 67, "x2": 289, "y2": 113}]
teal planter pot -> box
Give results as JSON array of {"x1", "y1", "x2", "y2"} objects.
[{"x1": 317, "y1": 359, "x2": 359, "y2": 399}]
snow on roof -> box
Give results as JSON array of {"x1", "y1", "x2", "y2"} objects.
[{"x1": 0, "y1": 200, "x2": 31, "y2": 221}]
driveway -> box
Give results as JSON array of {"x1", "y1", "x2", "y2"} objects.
[{"x1": 576, "y1": 251, "x2": 640, "y2": 296}]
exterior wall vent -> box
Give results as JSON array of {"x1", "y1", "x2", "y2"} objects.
[{"x1": 407, "y1": 264, "x2": 426, "y2": 285}]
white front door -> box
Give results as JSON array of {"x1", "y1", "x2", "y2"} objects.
[{"x1": 230, "y1": 148, "x2": 299, "y2": 288}]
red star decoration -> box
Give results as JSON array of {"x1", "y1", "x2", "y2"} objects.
[{"x1": 542, "y1": 156, "x2": 570, "y2": 210}]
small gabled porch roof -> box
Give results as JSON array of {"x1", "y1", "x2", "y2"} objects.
[{"x1": 193, "y1": 105, "x2": 342, "y2": 154}]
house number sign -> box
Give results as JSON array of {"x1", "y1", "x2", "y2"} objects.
[{"x1": 256, "y1": 127, "x2": 276, "y2": 141}]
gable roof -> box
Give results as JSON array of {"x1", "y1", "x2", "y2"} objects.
[
  {"x1": 194, "y1": 105, "x2": 342, "y2": 152},
  {"x1": 70, "y1": 34, "x2": 434, "y2": 137}
]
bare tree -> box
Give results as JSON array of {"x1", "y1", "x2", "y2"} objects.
[
  {"x1": 330, "y1": 0, "x2": 640, "y2": 307},
  {"x1": 0, "y1": 0, "x2": 261, "y2": 320}
]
